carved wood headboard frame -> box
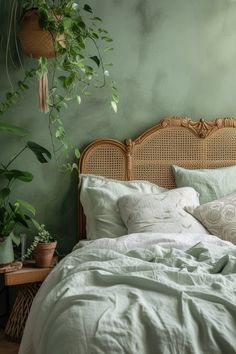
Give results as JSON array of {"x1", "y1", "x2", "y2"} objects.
[{"x1": 78, "y1": 117, "x2": 236, "y2": 240}]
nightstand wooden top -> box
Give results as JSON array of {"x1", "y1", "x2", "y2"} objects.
[{"x1": 4, "y1": 265, "x2": 52, "y2": 286}]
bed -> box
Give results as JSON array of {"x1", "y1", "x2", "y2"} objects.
[{"x1": 19, "y1": 117, "x2": 236, "y2": 354}]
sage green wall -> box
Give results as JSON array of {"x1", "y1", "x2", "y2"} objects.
[{"x1": 1, "y1": 0, "x2": 236, "y2": 253}]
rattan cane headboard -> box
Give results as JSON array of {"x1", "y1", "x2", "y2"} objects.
[{"x1": 78, "y1": 117, "x2": 236, "y2": 240}]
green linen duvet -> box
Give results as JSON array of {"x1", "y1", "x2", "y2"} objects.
[{"x1": 19, "y1": 233, "x2": 236, "y2": 354}]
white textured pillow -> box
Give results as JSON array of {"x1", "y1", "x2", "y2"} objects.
[
  {"x1": 79, "y1": 174, "x2": 167, "y2": 240},
  {"x1": 118, "y1": 187, "x2": 209, "y2": 235},
  {"x1": 187, "y1": 192, "x2": 236, "y2": 244}
]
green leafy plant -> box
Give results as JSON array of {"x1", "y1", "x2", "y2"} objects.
[
  {"x1": 1, "y1": 0, "x2": 118, "y2": 170},
  {"x1": 0, "y1": 123, "x2": 51, "y2": 239},
  {"x1": 23, "y1": 222, "x2": 56, "y2": 259}
]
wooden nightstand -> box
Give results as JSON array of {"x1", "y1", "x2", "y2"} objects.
[{"x1": 3, "y1": 264, "x2": 52, "y2": 341}]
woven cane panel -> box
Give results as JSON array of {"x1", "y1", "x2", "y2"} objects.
[
  {"x1": 80, "y1": 143, "x2": 126, "y2": 180},
  {"x1": 134, "y1": 129, "x2": 203, "y2": 161},
  {"x1": 132, "y1": 128, "x2": 206, "y2": 188},
  {"x1": 204, "y1": 128, "x2": 236, "y2": 165}
]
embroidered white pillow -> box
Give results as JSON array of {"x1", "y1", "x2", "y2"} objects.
[
  {"x1": 79, "y1": 174, "x2": 167, "y2": 240},
  {"x1": 118, "y1": 187, "x2": 209, "y2": 235},
  {"x1": 187, "y1": 192, "x2": 236, "y2": 244}
]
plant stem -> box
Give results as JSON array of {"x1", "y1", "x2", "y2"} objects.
[
  {"x1": 90, "y1": 36, "x2": 106, "y2": 88},
  {"x1": 48, "y1": 62, "x2": 58, "y2": 163},
  {"x1": 5, "y1": 0, "x2": 16, "y2": 90},
  {"x1": 14, "y1": 1, "x2": 24, "y2": 72},
  {"x1": 5, "y1": 145, "x2": 28, "y2": 169}
]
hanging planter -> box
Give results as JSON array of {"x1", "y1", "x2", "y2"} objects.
[
  {"x1": 18, "y1": 9, "x2": 65, "y2": 59},
  {"x1": 18, "y1": 8, "x2": 65, "y2": 113},
  {"x1": 1, "y1": 1, "x2": 118, "y2": 170}
]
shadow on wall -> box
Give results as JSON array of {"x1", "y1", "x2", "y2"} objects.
[{"x1": 50, "y1": 172, "x2": 79, "y2": 255}]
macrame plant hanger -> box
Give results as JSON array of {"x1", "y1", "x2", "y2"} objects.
[
  {"x1": 38, "y1": 70, "x2": 49, "y2": 113},
  {"x1": 18, "y1": 9, "x2": 62, "y2": 113}
]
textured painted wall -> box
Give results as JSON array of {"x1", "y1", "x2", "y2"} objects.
[{"x1": 1, "y1": 0, "x2": 236, "y2": 253}]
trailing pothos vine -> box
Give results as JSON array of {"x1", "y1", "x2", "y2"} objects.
[{"x1": 0, "y1": 0, "x2": 118, "y2": 171}]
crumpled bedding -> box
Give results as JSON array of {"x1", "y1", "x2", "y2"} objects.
[{"x1": 19, "y1": 232, "x2": 236, "y2": 354}]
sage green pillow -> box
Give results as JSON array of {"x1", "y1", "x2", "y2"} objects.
[{"x1": 172, "y1": 165, "x2": 236, "y2": 204}]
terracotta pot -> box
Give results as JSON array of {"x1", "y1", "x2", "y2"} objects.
[
  {"x1": 18, "y1": 9, "x2": 65, "y2": 59},
  {"x1": 0, "y1": 235, "x2": 14, "y2": 266},
  {"x1": 34, "y1": 241, "x2": 57, "y2": 268}
]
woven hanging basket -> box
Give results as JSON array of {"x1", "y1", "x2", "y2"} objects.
[{"x1": 18, "y1": 9, "x2": 65, "y2": 59}]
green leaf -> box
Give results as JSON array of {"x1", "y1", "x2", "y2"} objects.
[
  {"x1": 58, "y1": 76, "x2": 67, "y2": 86},
  {"x1": 27, "y1": 141, "x2": 52, "y2": 163},
  {"x1": 104, "y1": 46, "x2": 114, "y2": 52},
  {"x1": 62, "y1": 101, "x2": 68, "y2": 109},
  {"x1": 0, "y1": 123, "x2": 29, "y2": 136},
  {"x1": 85, "y1": 65, "x2": 94, "y2": 75},
  {"x1": 0, "y1": 207, "x2": 6, "y2": 219},
  {"x1": 92, "y1": 17, "x2": 102, "y2": 22},
  {"x1": 77, "y1": 95, "x2": 82, "y2": 104},
  {"x1": 10, "y1": 232, "x2": 21, "y2": 246},
  {"x1": 71, "y1": 163, "x2": 78, "y2": 171},
  {"x1": 0, "y1": 188, "x2": 10, "y2": 199},
  {"x1": 55, "y1": 126, "x2": 65, "y2": 140},
  {"x1": 91, "y1": 32, "x2": 99, "y2": 39},
  {"x1": 101, "y1": 36, "x2": 113, "y2": 42},
  {"x1": 38, "y1": 8, "x2": 49, "y2": 29},
  {"x1": 112, "y1": 93, "x2": 119, "y2": 103},
  {"x1": 75, "y1": 148, "x2": 80, "y2": 159},
  {"x1": 18, "y1": 81, "x2": 29, "y2": 91},
  {"x1": 6, "y1": 91, "x2": 17, "y2": 101},
  {"x1": 98, "y1": 28, "x2": 108, "y2": 34},
  {"x1": 90, "y1": 56, "x2": 100, "y2": 67},
  {"x1": 58, "y1": 74, "x2": 75, "y2": 89},
  {"x1": 84, "y1": 4, "x2": 93, "y2": 13},
  {"x1": 39, "y1": 57, "x2": 48, "y2": 67},
  {"x1": 63, "y1": 17, "x2": 73, "y2": 30},
  {"x1": 14, "y1": 213, "x2": 28, "y2": 228},
  {"x1": 15, "y1": 199, "x2": 36, "y2": 216},
  {"x1": 111, "y1": 101, "x2": 118, "y2": 113},
  {"x1": 61, "y1": 162, "x2": 78, "y2": 172},
  {"x1": 2, "y1": 170, "x2": 34, "y2": 182}
]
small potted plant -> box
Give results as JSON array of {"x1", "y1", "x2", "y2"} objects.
[{"x1": 24, "y1": 223, "x2": 57, "y2": 268}]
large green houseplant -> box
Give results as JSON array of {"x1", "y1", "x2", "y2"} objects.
[
  {"x1": 0, "y1": 124, "x2": 51, "y2": 265},
  {"x1": 1, "y1": 0, "x2": 118, "y2": 170}
]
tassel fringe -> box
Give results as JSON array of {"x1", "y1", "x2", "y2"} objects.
[{"x1": 38, "y1": 72, "x2": 49, "y2": 113}]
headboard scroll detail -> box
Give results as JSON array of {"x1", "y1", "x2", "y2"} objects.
[
  {"x1": 157, "y1": 117, "x2": 236, "y2": 139},
  {"x1": 78, "y1": 116, "x2": 236, "y2": 239}
]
